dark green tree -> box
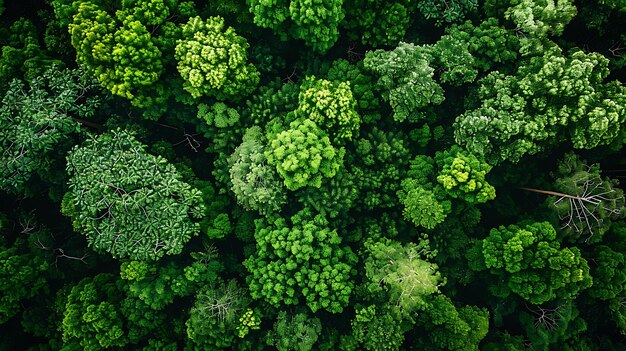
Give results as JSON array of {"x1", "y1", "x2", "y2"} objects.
[{"x1": 62, "y1": 130, "x2": 204, "y2": 261}]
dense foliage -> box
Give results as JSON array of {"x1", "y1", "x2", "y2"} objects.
[{"x1": 1, "y1": 0, "x2": 626, "y2": 349}]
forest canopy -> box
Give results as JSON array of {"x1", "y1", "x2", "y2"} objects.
[{"x1": 1, "y1": 0, "x2": 626, "y2": 350}]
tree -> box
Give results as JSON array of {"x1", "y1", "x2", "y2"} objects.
[
  {"x1": 348, "y1": 128, "x2": 410, "y2": 210},
  {"x1": 446, "y1": 19, "x2": 520, "y2": 72},
  {"x1": 0, "y1": 236, "x2": 49, "y2": 324},
  {"x1": 0, "y1": 18, "x2": 62, "y2": 87},
  {"x1": 120, "y1": 252, "x2": 222, "y2": 309},
  {"x1": 364, "y1": 238, "x2": 442, "y2": 315},
  {"x1": 295, "y1": 76, "x2": 361, "y2": 144},
  {"x1": 397, "y1": 181, "x2": 449, "y2": 230},
  {"x1": 349, "y1": 305, "x2": 406, "y2": 351},
  {"x1": 266, "y1": 311, "x2": 322, "y2": 351},
  {"x1": 62, "y1": 129, "x2": 205, "y2": 261},
  {"x1": 229, "y1": 127, "x2": 287, "y2": 215},
  {"x1": 174, "y1": 16, "x2": 259, "y2": 100},
  {"x1": 69, "y1": 2, "x2": 164, "y2": 105},
  {"x1": 0, "y1": 66, "x2": 99, "y2": 196},
  {"x1": 504, "y1": 0, "x2": 577, "y2": 37},
  {"x1": 523, "y1": 153, "x2": 625, "y2": 243},
  {"x1": 415, "y1": 294, "x2": 490, "y2": 351},
  {"x1": 248, "y1": 0, "x2": 344, "y2": 53},
  {"x1": 186, "y1": 279, "x2": 250, "y2": 349},
  {"x1": 265, "y1": 118, "x2": 345, "y2": 191},
  {"x1": 342, "y1": 0, "x2": 414, "y2": 46},
  {"x1": 435, "y1": 145, "x2": 496, "y2": 204},
  {"x1": 61, "y1": 274, "x2": 129, "y2": 350},
  {"x1": 417, "y1": 0, "x2": 478, "y2": 24},
  {"x1": 454, "y1": 48, "x2": 626, "y2": 164},
  {"x1": 363, "y1": 42, "x2": 444, "y2": 122},
  {"x1": 472, "y1": 221, "x2": 592, "y2": 304},
  {"x1": 244, "y1": 209, "x2": 357, "y2": 313}
]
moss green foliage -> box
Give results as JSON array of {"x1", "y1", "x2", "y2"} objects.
[
  {"x1": 4, "y1": 1, "x2": 626, "y2": 349},
  {"x1": 175, "y1": 16, "x2": 259, "y2": 100},
  {"x1": 503, "y1": 0, "x2": 577, "y2": 37},
  {"x1": 248, "y1": 0, "x2": 344, "y2": 52},
  {"x1": 348, "y1": 128, "x2": 410, "y2": 210},
  {"x1": 266, "y1": 311, "x2": 322, "y2": 350},
  {"x1": 0, "y1": 18, "x2": 62, "y2": 86},
  {"x1": 398, "y1": 147, "x2": 495, "y2": 230},
  {"x1": 295, "y1": 76, "x2": 360, "y2": 144},
  {"x1": 349, "y1": 305, "x2": 406, "y2": 351},
  {"x1": 69, "y1": 2, "x2": 164, "y2": 104},
  {"x1": 342, "y1": 0, "x2": 414, "y2": 46},
  {"x1": 455, "y1": 47, "x2": 626, "y2": 164},
  {"x1": 364, "y1": 238, "x2": 441, "y2": 314},
  {"x1": 244, "y1": 209, "x2": 357, "y2": 313},
  {"x1": 435, "y1": 145, "x2": 496, "y2": 204},
  {"x1": 473, "y1": 221, "x2": 593, "y2": 304},
  {"x1": 61, "y1": 274, "x2": 129, "y2": 350},
  {"x1": 417, "y1": 0, "x2": 478, "y2": 24},
  {"x1": 415, "y1": 295, "x2": 490, "y2": 351},
  {"x1": 0, "y1": 236, "x2": 49, "y2": 324},
  {"x1": 446, "y1": 19, "x2": 520, "y2": 72},
  {"x1": 0, "y1": 67, "x2": 98, "y2": 196},
  {"x1": 266, "y1": 118, "x2": 345, "y2": 191},
  {"x1": 364, "y1": 42, "x2": 444, "y2": 122},
  {"x1": 63, "y1": 130, "x2": 204, "y2": 261},
  {"x1": 229, "y1": 127, "x2": 286, "y2": 215}
]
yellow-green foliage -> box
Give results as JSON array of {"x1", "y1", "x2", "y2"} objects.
[{"x1": 175, "y1": 16, "x2": 259, "y2": 100}]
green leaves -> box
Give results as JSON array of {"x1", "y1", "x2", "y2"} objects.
[
  {"x1": 266, "y1": 118, "x2": 345, "y2": 191},
  {"x1": 63, "y1": 130, "x2": 204, "y2": 261},
  {"x1": 364, "y1": 42, "x2": 444, "y2": 122},
  {"x1": 435, "y1": 145, "x2": 496, "y2": 204},
  {"x1": 248, "y1": 0, "x2": 344, "y2": 52},
  {"x1": 266, "y1": 311, "x2": 322, "y2": 351},
  {"x1": 455, "y1": 48, "x2": 626, "y2": 164},
  {"x1": 70, "y1": 2, "x2": 165, "y2": 106},
  {"x1": 476, "y1": 221, "x2": 592, "y2": 304},
  {"x1": 244, "y1": 209, "x2": 357, "y2": 313},
  {"x1": 296, "y1": 76, "x2": 361, "y2": 144},
  {"x1": 364, "y1": 238, "x2": 441, "y2": 314},
  {"x1": 175, "y1": 16, "x2": 259, "y2": 100},
  {"x1": 0, "y1": 67, "x2": 98, "y2": 196},
  {"x1": 229, "y1": 127, "x2": 286, "y2": 215}
]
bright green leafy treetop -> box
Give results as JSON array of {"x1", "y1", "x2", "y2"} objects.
[
  {"x1": 504, "y1": 0, "x2": 577, "y2": 37},
  {"x1": 69, "y1": 2, "x2": 164, "y2": 105},
  {"x1": 398, "y1": 147, "x2": 495, "y2": 230},
  {"x1": 415, "y1": 294, "x2": 490, "y2": 351},
  {"x1": 266, "y1": 118, "x2": 345, "y2": 191},
  {"x1": 175, "y1": 16, "x2": 259, "y2": 100},
  {"x1": 62, "y1": 129, "x2": 204, "y2": 261},
  {"x1": 435, "y1": 145, "x2": 496, "y2": 204},
  {"x1": 295, "y1": 76, "x2": 361, "y2": 145},
  {"x1": 471, "y1": 221, "x2": 592, "y2": 304},
  {"x1": 244, "y1": 209, "x2": 357, "y2": 313}
]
